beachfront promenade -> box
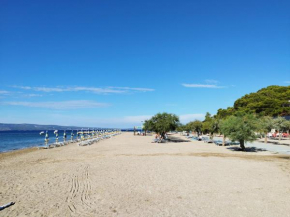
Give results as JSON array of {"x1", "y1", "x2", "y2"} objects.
[{"x1": 1, "y1": 133, "x2": 290, "y2": 217}]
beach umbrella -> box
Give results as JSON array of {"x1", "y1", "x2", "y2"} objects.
[
  {"x1": 40, "y1": 131, "x2": 44, "y2": 135},
  {"x1": 44, "y1": 131, "x2": 49, "y2": 146},
  {"x1": 71, "y1": 130, "x2": 74, "y2": 141},
  {"x1": 63, "y1": 130, "x2": 67, "y2": 142},
  {"x1": 81, "y1": 129, "x2": 84, "y2": 140},
  {"x1": 54, "y1": 130, "x2": 59, "y2": 143},
  {"x1": 45, "y1": 131, "x2": 49, "y2": 140}
]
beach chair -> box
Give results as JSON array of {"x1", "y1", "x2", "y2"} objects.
[
  {"x1": 79, "y1": 142, "x2": 86, "y2": 146},
  {"x1": 38, "y1": 143, "x2": 54, "y2": 149},
  {"x1": 54, "y1": 142, "x2": 61, "y2": 147}
]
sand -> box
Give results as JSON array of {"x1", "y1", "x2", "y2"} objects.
[{"x1": 0, "y1": 132, "x2": 290, "y2": 217}]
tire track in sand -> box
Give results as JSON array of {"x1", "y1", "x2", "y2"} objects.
[{"x1": 67, "y1": 165, "x2": 92, "y2": 216}]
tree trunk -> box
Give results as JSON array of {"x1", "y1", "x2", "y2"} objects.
[
  {"x1": 134, "y1": 127, "x2": 136, "y2": 136},
  {"x1": 279, "y1": 130, "x2": 281, "y2": 140},
  {"x1": 240, "y1": 140, "x2": 245, "y2": 151},
  {"x1": 223, "y1": 135, "x2": 225, "y2": 146},
  {"x1": 161, "y1": 132, "x2": 165, "y2": 140},
  {"x1": 264, "y1": 132, "x2": 268, "y2": 143}
]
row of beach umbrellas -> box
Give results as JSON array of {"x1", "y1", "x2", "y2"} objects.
[{"x1": 39, "y1": 129, "x2": 121, "y2": 145}]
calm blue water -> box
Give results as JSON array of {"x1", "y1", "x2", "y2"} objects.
[
  {"x1": 0, "y1": 130, "x2": 131, "y2": 153},
  {"x1": 0, "y1": 131, "x2": 76, "y2": 153}
]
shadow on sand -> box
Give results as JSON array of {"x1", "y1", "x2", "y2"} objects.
[
  {"x1": 167, "y1": 136, "x2": 190, "y2": 143},
  {"x1": 227, "y1": 146, "x2": 268, "y2": 153}
]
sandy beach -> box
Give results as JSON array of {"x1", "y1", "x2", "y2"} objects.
[{"x1": 1, "y1": 132, "x2": 290, "y2": 217}]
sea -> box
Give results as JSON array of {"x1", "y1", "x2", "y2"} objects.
[
  {"x1": 0, "y1": 129, "x2": 134, "y2": 153},
  {"x1": 0, "y1": 130, "x2": 76, "y2": 153}
]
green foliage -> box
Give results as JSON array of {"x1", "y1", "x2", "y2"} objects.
[
  {"x1": 220, "y1": 113, "x2": 258, "y2": 150},
  {"x1": 209, "y1": 117, "x2": 220, "y2": 135},
  {"x1": 186, "y1": 120, "x2": 203, "y2": 135},
  {"x1": 176, "y1": 124, "x2": 186, "y2": 132},
  {"x1": 273, "y1": 117, "x2": 287, "y2": 132},
  {"x1": 202, "y1": 112, "x2": 212, "y2": 134},
  {"x1": 143, "y1": 113, "x2": 180, "y2": 136},
  {"x1": 282, "y1": 120, "x2": 290, "y2": 132},
  {"x1": 216, "y1": 107, "x2": 235, "y2": 119},
  {"x1": 257, "y1": 116, "x2": 274, "y2": 134},
  {"x1": 217, "y1": 85, "x2": 290, "y2": 118}
]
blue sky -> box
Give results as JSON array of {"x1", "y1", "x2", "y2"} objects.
[{"x1": 0, "y1": 0, "x2": 289, "y2": 128}]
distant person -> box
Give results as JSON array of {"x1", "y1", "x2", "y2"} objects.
[{"x1": 152, "y1": 134, "x2": 160, "y2": 143}]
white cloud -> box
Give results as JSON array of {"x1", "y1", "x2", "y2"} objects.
[
  {"x1": 11, "y1": 85, "x2": 155, "y2": 94},
  {"x1": 179, "y1": 114, "x2": 205, "y2": 123},
  {"x1": 109, "y1": 87, "x2": 155, "y2": 92},
  {"x1": 182, "y1": 84, "x2": 225, "y2": 88},
  {"x1": 182, "y1": 79, "x2": 228, "y2": 89},
  {"x1": 0, "y1": 100, "x2": 109, "y2": 109},
  {"x1": 11, "y1": 86, "x2": 32, "y2": 90},
  {"x1": 0, "y1": 90, "x2": 10, "y2": 95},
  {"x1": 71, "y1": 87, "x2": 125, "y2": 94},
  {"x1": 23, "y1": 94, "x2": 43, "y2": 97}
]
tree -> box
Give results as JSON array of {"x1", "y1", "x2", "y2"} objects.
[
  {"x1": 257, "y1": 116, "x2": 274, "y2": 143},
  {"x1": 218, "y1": 85, "x2": 290, "y2": 117},
  {"x1": 220, "y1": 113, "x2": 258, "y2": 151},
  {"x1": 202, "y1": 112, "x2": 213, "y2": 134},
  {"x1": 186, "y1": 120, "x2": 203, "y2": 136},
  {"x1": 209, "y1": 117, "x2": 220, "y2": 139},
  {"x1": 143, "y1": 113, "x2": 180, "y2": 138},
  {"x1": 282, "y1": 120, "x2": 290, "y2": 138},
  {"x1": 216, "y1": 107, "x2": 235, "y2": 119},
  {"x1": 273, "y1": 117, "x2": 287, "y2": 140},
  {"x1": 176, "y1": 123, "x2": 186, "y2": 132}
]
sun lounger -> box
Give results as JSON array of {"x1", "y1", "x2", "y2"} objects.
[
  {"x1": 203, "y1": 138, "x2": 214, "y2": 143},
  {"x1": 38, "y1": 144, "x2": 54, "y2": 149}
]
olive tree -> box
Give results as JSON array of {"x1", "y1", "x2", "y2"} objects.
[
  {"x1": 209, "y1": 117, "x2": 220, "y2": 140},
  {"x1": 273, "y1": 117, "x2": 287, "y2": 140},
  {"x1": 143, "y1": 113, "x2": 180, "y2": 138},
  {"x1": 282, "y1": 120, "x2": 290, "y2": 138},
  {"x1": 220, "y1": 113, "x2": 258, "y2": 151},
  {"x1": 257, "y1": 116, "x2": 274, "y2": 143},
  {"x1": 186, "y1": 120, "x2": 203, "y2": 136},
  {"x1": 202, "y1": 112, "x2": 212, "y2": 134}
]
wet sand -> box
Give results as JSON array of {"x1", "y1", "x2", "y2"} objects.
[{"x1": 0, "y1": 133, "x2": 290, "y2": 217}]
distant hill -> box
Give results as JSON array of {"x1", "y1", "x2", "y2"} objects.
[
  {"x1": 217, "y1": 85, "x2": 290, "y2": 117},
  {"x1": 0, "y1": 123, "x2": 89, "y2": 131}
]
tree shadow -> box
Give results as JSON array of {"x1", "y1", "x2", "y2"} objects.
[
  {"x1": 227, "y1": 146, "x2": 268, "y2": 152},
  {"x1": 166, "y1": 136, "x2": 190, "y2": 143}
]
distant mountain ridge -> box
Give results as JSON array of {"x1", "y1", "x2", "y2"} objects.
[{"x1": 0, "y1": 123, "x2": 90, "y2": 131}]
